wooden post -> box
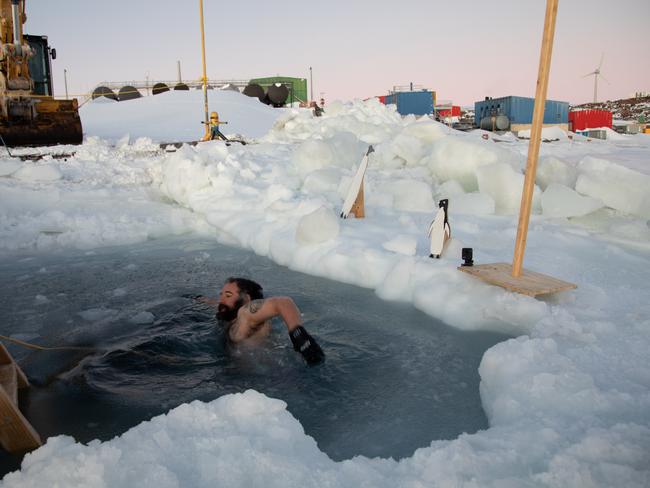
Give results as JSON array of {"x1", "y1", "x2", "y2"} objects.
[
  {"x1": 0, "y1": 343, "x2": 28, "y2": 388},
  {"x1": 199, "y1": 0, "x2": 210, "y2": 140},
  {"x1": 0, "y1": 343, "x2": 41, "y2": 453},
  {"x1": 512, "y1": 0, "x2": 559, "y2": 277},
  {"x1": 457, "y1": 0, "x2": 575, "y2": 297}
]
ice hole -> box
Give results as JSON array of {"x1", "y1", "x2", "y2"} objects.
[{"x1": 0, "y1": 236, "x2": 508, "y2": 472}]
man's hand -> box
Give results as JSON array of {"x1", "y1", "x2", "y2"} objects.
[{"x1": 289, "y1": 326, "x2": 325, "y2": 365}]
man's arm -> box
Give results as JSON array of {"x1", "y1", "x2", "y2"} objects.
[
  {"x1": 238, "y1": 297, "x2": 302, "y2": 332},
  {"x1": 197, "y1": 296, "x2": 218, "y2": 308},
  {"x1": 238, "y1": 297, "x2": 324, "y2": 364}
]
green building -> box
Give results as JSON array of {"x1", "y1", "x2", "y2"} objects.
[{"x1": 249, "y1": 76, "x2": 308, "y2": 105}]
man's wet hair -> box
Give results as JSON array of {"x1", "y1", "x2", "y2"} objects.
[{"x1": 225, "y1": 277, "x2": 264, "y2": 300}]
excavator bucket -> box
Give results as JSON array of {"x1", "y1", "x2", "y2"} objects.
[{"x1": 0, "y1": 97, "x2": 83, "y2": 147}]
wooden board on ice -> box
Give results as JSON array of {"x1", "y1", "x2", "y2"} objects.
[{"x1": 458, "y1": 263, "x2": 576, "y2": 297}]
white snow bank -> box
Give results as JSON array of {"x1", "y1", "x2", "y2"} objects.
[
  {"x1": 12, "y1": 164, "x2": 62, "y2": 182},
  {"x1": 0, "y1": 161, "x2": 21, "y2": 177},
  {"x1": 4, "y1": 384, "x2": 648, "y2": 488},
  {"x1": 1, "y1": 391, "x2": 331, "y2": 488},
  {"x1": 425, "y1": 137, "x2": 522, "y2": 191},
  {"x1": 81, "y1": 89, "x2": 285, "y2": 143}
]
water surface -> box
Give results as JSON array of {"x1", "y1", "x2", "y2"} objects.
[{"x1": 0, "y1": 236, "x2": 508, "y2": 474}]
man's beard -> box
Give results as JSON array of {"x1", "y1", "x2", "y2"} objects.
[{"x1": 216, "y1": 298, "x2": 244, "y2": 322}]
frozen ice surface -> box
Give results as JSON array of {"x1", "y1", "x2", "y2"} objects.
[
  {"x1": 0, "y1": 94, "x2": 649, "y2": 487},
  {"x1": 382, "y1": 234, "x2": 417, "y2": 255}
]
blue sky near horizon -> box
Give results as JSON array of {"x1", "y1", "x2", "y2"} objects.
[{"x1": 26, "y1": 0, "x2": 650, "y2": 106}]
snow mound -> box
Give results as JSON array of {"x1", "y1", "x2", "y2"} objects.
[
  {"x1": 452, "y1": 192, "x2": 496, "y2": 215},
  {"x1": 576, "y1": 157, "x2": 650, "y2": 218},
  {"x1": 541, "y1": 184, "x2": 604, "y2": 218},
  {"x1": 81, "y1": 90, "x2": 284, "y2": 143},
  {"x1": 476, "y1": 162, "x2": 541, "y2": 215},
  {"x1": 425, "y1": 137, "x2": 522, "y2": 191},
  {"x1": 12, "y1": 164, "x2": 62, "y2": 182},
  {"x1": 1, "y1": 391, "x2": 332, "y2": 488},
  {"x1": 376, "y1": 178, "x2": 434, "y2": 212},
  {"x1": 536, "y1": 156, "x2": 578, "y2": 190},
  {"x1": 295, "y1": 206, "x2": 339, "y2": 244},
  {"x1": 0, "y1": 161, "x2": 21, "y2": 177}
]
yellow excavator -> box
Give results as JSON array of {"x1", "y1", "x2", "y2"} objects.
[{"x1": 0, "y1": 0, "x2": 82, "y2": 147}]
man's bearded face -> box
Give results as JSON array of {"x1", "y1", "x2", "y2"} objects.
[{"x1": 216, "y1": 297, "x2": 244, "y2": 322}]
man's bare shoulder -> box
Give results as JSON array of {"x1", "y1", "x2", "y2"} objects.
[{"x1": 245, "y1": 299, "x2": 266, "y2": 314}]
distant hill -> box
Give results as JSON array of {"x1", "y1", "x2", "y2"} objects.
[{"x1": 571, "y1": 96, "x2": 650, "y2": 122}]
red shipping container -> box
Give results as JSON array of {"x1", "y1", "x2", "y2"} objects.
[
  {"x1": 437, "y1": 106, "x2": 461, "y2": 117},
  {"x1": 569, "y1": 109, "x2": 612, "y2": 131},
  {"x1": 378, "y1": 95, "x2": 386, "y2": 104}
]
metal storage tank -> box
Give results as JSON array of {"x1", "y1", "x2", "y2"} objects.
[
  {"x1": 474, "y1": 96, "x2": 568, "y2": 131},
  {"x1": 152, "y1": 83, "x2": 170, "y2": 95},
  {"x1": 267, "y1": 83, "x2": 289, "y2": 106},
  {"x1": 243, "y1": 83, "x2": 265, "y2": 100},
  {"x1": 92, "y1": 86, "x2": 118, "y2": 101},
  {"x1": 118, "y1": 85, "x2": 141, "y2": 101},
  {"x1": 480, "y1": 115, "x2": 510, "y2": 131},
  {"x1": 249, "y1": 76, "x2": 307, "y2": 105},
  {"x1": 384, "y1": 90, "x2": 435, "y2": 116}
]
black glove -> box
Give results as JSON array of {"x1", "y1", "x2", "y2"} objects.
[{"x1": 289, "y1": 326, "x2": 325, "y2": 365}]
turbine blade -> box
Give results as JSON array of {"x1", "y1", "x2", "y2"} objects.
[{"x1": 598, "y1": 52, "x2": 605, "y2": 70}]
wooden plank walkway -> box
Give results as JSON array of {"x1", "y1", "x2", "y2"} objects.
[
  {"x1": 0, "y1": 343, "x2": 42, "y2": 453},
  {"x1": 458, "y1": 263, "x2": 577, "y2": 297}
]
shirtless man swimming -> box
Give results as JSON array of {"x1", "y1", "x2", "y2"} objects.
[{"x1": 202, "y1": 277, "x2": 324, "y2": 365}]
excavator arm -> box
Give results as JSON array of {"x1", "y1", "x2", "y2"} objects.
[{"x1": 0, "y1": 0, "x2": 82, "y2": 147}]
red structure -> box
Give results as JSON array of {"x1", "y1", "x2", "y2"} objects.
[
  {"x1": 569, "y1": 109, "x2": 612, "y2": 131},
  {"x1": 437, "y1": 106, "x2": 461, "y2": 117}
]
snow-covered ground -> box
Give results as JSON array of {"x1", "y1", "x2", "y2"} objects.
[{"x1": 1, "y1": 90, "x2": 649, "y2": 487}]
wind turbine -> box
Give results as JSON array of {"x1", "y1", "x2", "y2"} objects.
[{"x1": 583, "y1": 53, "x2": 609, "y2": 103}]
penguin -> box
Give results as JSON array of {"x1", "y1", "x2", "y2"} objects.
[{"x1": 428, "y1": 199, "x2": 451, "y2": 258}]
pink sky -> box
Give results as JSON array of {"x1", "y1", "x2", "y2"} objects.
[{"x1": 27, "y1": 0, "x2": 650, "y2": 106}]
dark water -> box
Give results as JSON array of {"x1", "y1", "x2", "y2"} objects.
[{"x1": 0, "y1": 236, "x2": 508, "y2": 474}]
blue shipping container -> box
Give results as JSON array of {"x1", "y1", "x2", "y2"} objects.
[
  {"x1": 385, "y1": 91, "x2": 435, "y2": 116},
  {"x1": 474, "y1": 96, "x2": 568, "y2": 126}
]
